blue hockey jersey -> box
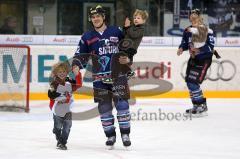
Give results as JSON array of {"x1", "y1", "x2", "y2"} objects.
[
  {"x1": 75, "y1": 26, "x2": 123, "y2": 78},
  {"x1": 179, "y1": 26, "x2": 215, "y2": 59}
]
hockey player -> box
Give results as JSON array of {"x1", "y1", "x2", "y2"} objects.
[
  {"x1": 48, "y1": 62, "x2": 82, "y2": 150},
  {"x1": 177, "y1": 9, "x2": 215, "y2": 116},
  {"x1": 102, "y1": 9, "x2": 148, "y2": 84},
  {"x1": 72, "y1": 5, "x2": 131, "y2": 148}
]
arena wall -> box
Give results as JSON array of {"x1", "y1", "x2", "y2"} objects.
[{"x1": 0, "y1": 35, "x2": 239, "y2": 99}]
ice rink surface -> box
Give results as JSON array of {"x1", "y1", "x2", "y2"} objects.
[{"x1": 0, "y1": 99, "x2": 240, "y2": 159}]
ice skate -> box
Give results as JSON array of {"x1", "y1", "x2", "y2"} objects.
[
  {"x1": 186, "y1": 104, "x2": 208, "y2": 117},
  {"x1": 121, "y1": 134, "x2": 131, "y2": 148},
  {"x1": 106, "y1": 136, "x2": 116, "y2": 150}
]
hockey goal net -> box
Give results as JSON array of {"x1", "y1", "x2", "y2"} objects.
[{"x1": 0, "y1": 45, "x2": 30, "y2": 112}]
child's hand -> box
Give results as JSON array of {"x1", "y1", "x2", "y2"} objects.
[
  {"x1": 49, "y1": 85, "x2": 55, "y2": 92},
  {"x1": 58, "y1": 92, "x2": 71, "y2": 104},
  {"x1": 72, "y1": 65, "x2": 80, "y2": 76},
  {"x1": 177, "y1": 48, "x2": 183, "y2": 56},
  {"x1": 119, "y1": 56, "x2": 130, "y2": 64},
  {"x1": 65, "y1": 92, "x2": 71, "y2": 103},
  {"x1": 125, "y1": 17, "x2": 131, "y2": 27},
  {"x1": 189, "y1": 48, "x2": 200, "y2": 58}
]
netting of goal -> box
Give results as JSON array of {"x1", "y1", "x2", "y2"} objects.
[{"x1": 0, "y1": 45, "x2": 30, "y2": 112}]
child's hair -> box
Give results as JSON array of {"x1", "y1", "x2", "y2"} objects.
[
  {"x1": 190, "y1": 13, "x2": 208, "y2": 43},
  {"x1": 133, "y1": 9, "x2": 149, "y2": 20},
  {"x1": 190, "y1": 13, "x2": 204, "y2": 26},
  {"x1": 51, "y1": 62, "x2": 70, "y2": 78},
  {"x1": 192, "y1": 25, "x2": 208, "y2": 43}
]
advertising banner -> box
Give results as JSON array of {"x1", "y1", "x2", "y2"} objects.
[{"x1": 1, "y1": 45, "x2": 238, "y2": 99}]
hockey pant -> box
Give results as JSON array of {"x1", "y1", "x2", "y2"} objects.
[
  {"x1": 185, "y1": 57, "x2": 212, "y2": 84},
  {"x1": 93, "y1": 75, "x2": 130, "y2": 103},
  {"x1": 185, "y1": 57, "x2": 212, "y2": 105}
]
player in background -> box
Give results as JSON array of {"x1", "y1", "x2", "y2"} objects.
[
  {"x1": 177, "y1": 9, "x2": 215, "y2": 116},
  {"x1": 48, "y1": 62, "x2": 82, "y2": 150},
  {"x1": 72, "y1": 5, "x2": 132, "y2": 148},
  {"x1": 102, "y1": 9, "x2": 148, "y2": 84}
]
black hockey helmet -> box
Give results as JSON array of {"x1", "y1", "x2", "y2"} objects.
[
  {"x1": 88, "y1": 5, "x2": 106, "y2": 21},
  {"x1": 190, "y1": 8, "x2": 200, "y2": 16}
]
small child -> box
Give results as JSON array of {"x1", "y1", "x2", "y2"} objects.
[
  {"x1": 103, "y1": 9, "x2": 148, "y2": 84},
  {"x1": 187, "y1": 11, "x2": 209, "y2": 58},
  {"x1": 48, "y1": 62, "x2": 82, "y2": 150},
  {"x1": 187, "y1": 10, "x2": 220, "y2": 59}
]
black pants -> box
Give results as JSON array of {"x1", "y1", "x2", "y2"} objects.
[{"x1": 185, "y1": 57, "x2": 212, "y2": 84}]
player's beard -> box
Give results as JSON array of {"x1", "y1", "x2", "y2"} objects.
[{"x1": 94, "y1": 21, "x2": 104, "y2": 29}]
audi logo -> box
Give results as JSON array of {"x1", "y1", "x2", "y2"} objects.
[{"x1": 181, "y1": 60, "x2": 237, "y2": 81}]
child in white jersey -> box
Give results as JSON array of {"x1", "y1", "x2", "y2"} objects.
[{"x1": 48, "y1": 62, "x2": 82, "y2": 150}]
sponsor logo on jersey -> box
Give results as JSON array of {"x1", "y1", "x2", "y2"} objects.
[
  {"x1": 110, "y1": 36, "x2": 119, "y2": 43},
  {"x1": 99, "y1": 46, "x2": 119, "y2": 55}
]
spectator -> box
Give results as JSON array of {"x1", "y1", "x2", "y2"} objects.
[{"x1": 0, "y1": 16, "x2": 17, "y2": 34}]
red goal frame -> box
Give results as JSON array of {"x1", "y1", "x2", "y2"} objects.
[{"x1": 0, "y1": 45, "x2": 30, "y2": 112}]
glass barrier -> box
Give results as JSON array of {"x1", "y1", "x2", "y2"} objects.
[{"x1": 0, "y1": 0, "x2": 239, "y2": 37}]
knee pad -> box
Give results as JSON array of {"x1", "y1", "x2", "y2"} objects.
[
  {"x1": 186, "y1": 82, "x2": 200, "y2": 91},
  {"x1": 115, "y1": 100, "x2": 129, "y2": 111},
  {"x1": 98, "y1": 102, "x2": 113, "y2": 115}
]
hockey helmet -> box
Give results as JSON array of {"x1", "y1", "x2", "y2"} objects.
[{"x1": 88, "y1": 5, "x2": 106, "y2": 21}]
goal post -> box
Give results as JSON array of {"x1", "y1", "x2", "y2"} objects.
[{"x1": 0, "y1": 45, "x2": 30, "y2": 112}]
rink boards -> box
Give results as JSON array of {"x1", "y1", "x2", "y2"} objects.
[{"x1": 0, "y1": 44, "x2": 239, "y2": 100}]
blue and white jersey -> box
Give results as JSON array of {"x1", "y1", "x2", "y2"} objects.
[
  {"x1": 179, "y1": 25, "x2": 215, "y2": 59},
  {"x1": 75, "y1": 26, "x2": 123, "y2": 77}
]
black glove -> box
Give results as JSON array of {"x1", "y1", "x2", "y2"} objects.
[{"x1": 48, "y1": 89, "x2": 61, "y2": 99}]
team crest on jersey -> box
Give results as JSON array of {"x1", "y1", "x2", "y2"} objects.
[
  {"x1": 104, "y1": 39, "x2": 110, "y2": 46},
  {"x1": 98, "y1": 56, "x2": 110, "y2": 71},
  {"x1": 110, "y1": 37, "x2": 119, "y2": 43},
  {"x1": 99, "y1": 39, "x2": 110, "y2": 46}
]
